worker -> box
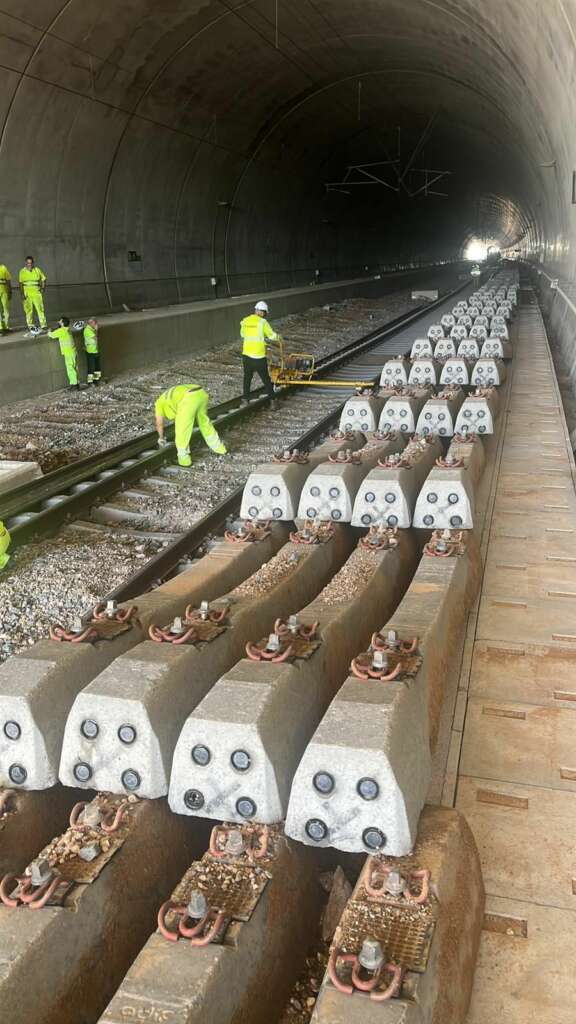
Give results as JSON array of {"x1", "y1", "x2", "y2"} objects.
[
  {"x1": 83, "y1": 318, "x2": 102, "y2": 384},
  {"x1": 0, "y1": 520, "x2": 10, "y2": 571},
  {"x1": 0, "y1": 263, "x2": 12, "y2": 332},
  {"x1": 19, "y1": 256, "x2": 47, "y2": 333},
  {"x1": 47, "y1": 317, "x2": 79, "y2": 391},
  {"x1": 155, "y1": 384, "x2": 227, "y2": 467},
  {"x1": 240, "y1": 300, "x2": 281, "y2": 407}
]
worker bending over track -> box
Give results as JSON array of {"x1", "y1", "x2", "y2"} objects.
[
  {"x1": 83, "y1": 318, "x2": 102, "y2": 384},
  {"x1": 155, "y1": 384, "x2": 227, "y2": 467},
  {"x1": 240, "y1": 300, "x2": 281, "y2": 408},
  {"x1": 47, "y1": 317, "x2": 79, "y2": 391},
  {"x1": 0, "y1": 263, "x2": 12, "y2": 332},
  {"x1": 0, "y1": 521, "x2": 11, "y2": 571},
  {"x1": 19, "y1": 256, "x2": 47, "y2": 334}
]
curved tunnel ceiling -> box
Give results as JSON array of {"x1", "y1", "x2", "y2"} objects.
[{"x1": 0, "y1": 0, "x2": 572, "y2": 306}]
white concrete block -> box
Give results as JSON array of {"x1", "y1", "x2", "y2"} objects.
[
  {"x1": 379, "y1": 357, "x2": 409, "y2": 387},
  {"x1": 439, "y1": 358, "x2": 470, "y2": 386},
  {"x1": 433, "y1": 338, "x2": 456, "y2": 359},
  {"x1": 240, "y1": 463, "x2": 312, "y2": 521},
  {"x1": 471, "y1": 358, "x2": 506, "y2": 386},
  {"x1": 377, "y1": 391, "x2": 430, "y2": 435},
  {"x1": 409, "y1": 338, "x2": 433, "y2": 359},
  {"x1": 454, "y1": 389, "x2": 499, "y2": 435},
  {"x1": 450, "y1": 324, "x2": 468, "y2": 342},
  {"x1": 457, "y1": 338, "x2": 480, "y2": 359},
  {"x1": 339, "y1": 395, "x2": 385, "y2": 433},
  {"x1": 408, "y1": 358, "x2": 441, "y2": 386},
  {"x1": 427, "y1": 325, "x2": 444, "y2": 342},
  {"x1": 412, "y1": 436, "x2": 485, "y2": 529},
  {"x1": 481, "y1": 337, "x2": 512, "y2": 359},
  {"x1": 284, "y1": 672, "x2": 431, "y2": 856},
  {"x1": 415, "y1": 388, "x2": 465, "y2": 437}
]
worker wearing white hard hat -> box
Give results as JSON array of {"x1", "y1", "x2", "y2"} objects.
[{"x1": 240, "y1": 300, "x2": 281, "y2": 407}]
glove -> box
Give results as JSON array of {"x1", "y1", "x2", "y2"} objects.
[{"x1": 157, "y1": 437, "x2": 169, "y2": 448}]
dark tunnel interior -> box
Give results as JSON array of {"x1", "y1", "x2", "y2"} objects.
[{"x1": 0, "y1": 0, "x2": 571, "y2": 311}]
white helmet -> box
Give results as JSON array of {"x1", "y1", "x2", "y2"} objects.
[{"x1": 255, "y1": 300, "x2": 269, "y2": 312}]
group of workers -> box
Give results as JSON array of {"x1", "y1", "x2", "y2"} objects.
[
  {"x1": 0, "y1": 255, "x2": 48, "y2": 334},
  {"x1": 47, "y1": 317, "x2": 102, "y2": 390},
  {"x1": 154, "y1": 299, "x2": 282, "y2": 466},
  {"x1": 0, "y1": 299, "x2": 283, "y2": 572},
  {"x1": 0, "y1": 255, "x2": 102, "y2": 390}
]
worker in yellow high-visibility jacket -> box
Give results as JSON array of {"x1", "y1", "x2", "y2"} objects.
[
  {"x1": 240, "y1": 300, "x2": 281, "y2": 407},
  {"x1": 0, "y1": 264, "x2": 12, "y2": 332},
  {"x1": 47, "y1": 317, "x2": 79, "y2": 390},
  {"x1": 19, "y1": 256, "x2": 47, "y2": 332},
  {"x1": 0, "y1": 520, "x2": 11, "y2": 571},
  {"x1": 83, "y1": 318, "x2": 102, "y2": 384},
  {"x1": 155, "y1": 384, "x2": 227, "y2": 467}
]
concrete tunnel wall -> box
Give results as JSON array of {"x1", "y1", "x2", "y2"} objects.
[{"x1": 0, "y1": 0, "x2": 574, "y2": 322}]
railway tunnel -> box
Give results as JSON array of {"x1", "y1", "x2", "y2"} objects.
[{"x1": 0, "y1": 3, "x2": 575, "y2": 1024}]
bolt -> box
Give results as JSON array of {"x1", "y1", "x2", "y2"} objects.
[
  {"x1": 224, "y1": 830, "x2": 245, "y2": 856},
  {"x1": 72, "y1": 617, "x2": 84, "y2": 634},
  {"x1": 266, "y1": 633, "x2": 281, "y2": 652},
  {"x1": 105, "y1": 600, "x2": 117, "y2": 617},
  {"x1": 188, "y1": 890, "x2": 208, "y2": 919},
  {"x1": 358, "y1": 937, "x2": 385, "y2": 973},
  {"x1": 372, "y1": 650, "x2": 388, "y2": 671},
  {"x1": 82, "y1": 803, "x2": 103, "y2": 827},
  {"x1": 386, "y1": 630, "x2": 399, "y2": 649},
  {"x1": 385, "y1": 869, "x2": 406, "y2": 897},
  {"x1": 287, "y1": 615, "x2": 299, "y2": 633},
  {"x1": 435, "y1": 538, "x2": 448, "y2": 553},
  {"x1": 79, "y1": 841, "x2": 101, "y2": 862},
  {"x1": 445, "y1": 453, "x2": 455, "y2": 465},
  {"x1": 199, "y1": 601, "x2": 210, "y2": 621},
  {"x1": 29, "y1": 858, "x2": 53, "y2": 887},
  {"x1": 170, "y1": 617, "x2": 184, "y2": 635}
]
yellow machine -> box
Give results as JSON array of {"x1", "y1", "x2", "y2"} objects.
[
  {"x1": 268, "y1": 339, "x2": 372, "y2": 389},
  {"x1": 269, "y1": 340, "x2": 316, "y2": 385}
]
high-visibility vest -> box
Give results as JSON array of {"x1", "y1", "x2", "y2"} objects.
[
  {"x1": 19, "y1": 266, "x2": 46, "y2": 291},
  {"x1": 240, "y1": 314, "x2": 278, "y2": 358},
  {"x1": 0, "y1": 265, "x2": 11, "y2": 290},
  {"x1": 48, "y1": 326, "x2": 76, "y2": 355},
  {"x1": 155, "y1": 384, "x2": 202, "y2": 420},
  {"x1": 84, "y1": 324, "x2": 99, "y2": 353}
]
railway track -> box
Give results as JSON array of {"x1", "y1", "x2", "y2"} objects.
[
  {"x1": 1, "y1": 278, "x2": 471, "y2": 582},
  {"x1": 1, "y1": 267, "x2": 539, "y2": 1024}
]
